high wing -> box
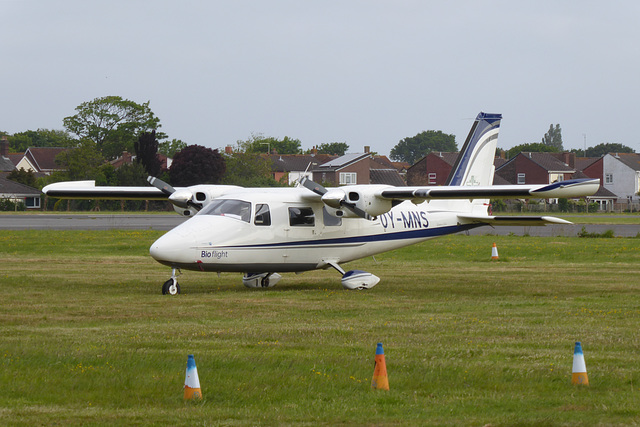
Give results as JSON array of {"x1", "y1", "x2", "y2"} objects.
[
  {"x1": 42, "y1": 180, "x2": 168, "y2": 200},
  {"x1": 42, "y1": 177, "x2": 243, "y2": 216},
  {"x1": 298, "y1": 178, "x2": 600, "y2": 220},
  {"x1": 378, "y1": 178, "x2": 600, "y2": 201}
]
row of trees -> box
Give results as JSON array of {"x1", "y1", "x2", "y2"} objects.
[
  {"x1": 1, "y1": 96, "x2": 356, "y2": 196},
  {"x1": 3, "y1": 97, "x2": 636, "y2": 193}
]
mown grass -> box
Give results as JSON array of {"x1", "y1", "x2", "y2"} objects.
[{"x1": 1, "y1": 230, "x2": 640, "y2": 425}]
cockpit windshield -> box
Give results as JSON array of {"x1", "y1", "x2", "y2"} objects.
[{"x1": 198, "y1": 199, "x2": 251, "y2": 222}]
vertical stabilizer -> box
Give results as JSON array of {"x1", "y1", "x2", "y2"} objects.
[{"x1": 446, "y1": 112, "x2": 501, "y2": 187}]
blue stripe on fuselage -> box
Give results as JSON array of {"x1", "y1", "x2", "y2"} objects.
[{"x1": 208, "y1": 223, "x2": 483, "y2": 250}]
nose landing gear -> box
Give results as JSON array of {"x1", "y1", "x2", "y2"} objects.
[{"x1": 162, "y1": 268, "x2": 181, "y2": 295}]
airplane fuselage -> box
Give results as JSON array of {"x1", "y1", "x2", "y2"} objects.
[{"x1": 149, "y1": 188, "x2": 483, "y2": 273}]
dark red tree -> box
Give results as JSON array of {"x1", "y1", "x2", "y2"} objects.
[{"x1": 169, "y1": 145, "x2": 226, "y2": 186}]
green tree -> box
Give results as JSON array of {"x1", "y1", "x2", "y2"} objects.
[
  {"x1": 222, "y1": 152, "x2": 282, "y2": 187},
  {"x1": 158, "y1": 138, "x2": 187, "y2": 158},
  {"x1": 507, "y1": 142, "x2": 559, "y2": 159},
  {"x1": 572, "y1": 142, "x2": 635, "y2": 157},
  {"x1": 6, "y1": 168, "x2": 37, "y2": 188},
  {"x1": 50, "y1": 140, "x2": 105, "y2": 182},
  {"x1": 63, "y1": 96, "x2": 164, "y2": 160},
  {"x1": 169, "y1": 145, "x2": 226, "y2": 186},
  {"x1": 316, "y1": 142, "x2": 349, "y2": 156},
  {"x1": 8, "y1": 129, "x2": 74, "y2": 152},
  {"x1": 390, "y1": 131, "x2": 456, "y2": 164},
  {"x1": 244, "y1": 134, "x2": 302, "y2": 154},
  {"x1": 542, "y1": 124, "x2": 563, "y2": 150}
]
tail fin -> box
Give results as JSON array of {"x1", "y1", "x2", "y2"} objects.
[{"x1": 446, "y1": 112, "x2": 501, "y2": 187}]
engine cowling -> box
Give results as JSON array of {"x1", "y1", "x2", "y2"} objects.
[{"x1": 340, "y1": 185, "x2": 393, "y2": 217}]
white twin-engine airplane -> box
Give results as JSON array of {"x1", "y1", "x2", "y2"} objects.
[{"x1": 43, "y1": 113, "x2": 599, "y2": 295}]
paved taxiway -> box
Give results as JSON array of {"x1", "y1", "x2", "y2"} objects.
[{"x1": 1, "y1": 214, "x2": 638, "y2": 236}]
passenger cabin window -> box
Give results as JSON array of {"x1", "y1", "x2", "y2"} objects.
[
  {"x1": 289, "y1": 207, "x2": 315, "y2": 226},
  {"x1": 323, "y1": 207, "x2": 342, "y2": 226},
  {"x1": 199, "y1": 199, "x2": 251, "y2": 222},
  {"x1": 254, "y1": 204, "x2": 271, "y2": 226}
]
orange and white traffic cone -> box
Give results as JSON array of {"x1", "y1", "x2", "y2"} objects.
[
  {"x1": 491, "y1": 242, "x2": 499, "y2": 260},
  {"x1": 572, "y1": 342, "x2": 589, "y2": 386},
  {"x1": 184, "y1": 354, "x2": 203, "y2": 399},
  {"x1": 371, "y1": 343, "x2": 389, "y2": 390}
]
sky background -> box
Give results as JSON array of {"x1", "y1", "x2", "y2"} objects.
[{"x1": 2, "y1": 0, "x2": 639, "y2": 157}]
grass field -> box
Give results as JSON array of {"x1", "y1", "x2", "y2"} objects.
[{"x1": 1, "y1": 230, "x2": 640, "y2": 425}]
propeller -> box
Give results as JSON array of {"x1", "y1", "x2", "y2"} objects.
[
  {"x1": 299, "y1": 177, "x2": 374, "y2": 220},
  {"x1": 147, "y1": 176, "x2": 202, "y2": 211}
]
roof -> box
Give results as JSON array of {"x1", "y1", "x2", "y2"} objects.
[
  {"x1": 24, "y1": 147, "x2": 69, "y2": 172},
  {"x1": 266, "y1": 154, "x2": 337, "y2": 173},
  {"x1": 575, "y1": 157, "x2": 601, "y2": 171},
  {"x1": 609, "y1": 153, "x2": 640, "y2": 171},
  {"x1": 0, "y1": 156, "x2": 15, "y2": 172},
  {"x1": 0, "y1": 176, "x2": 41, "y2": 196},
  {"x1": 370, "y1": 168, "x2": 406, "y2": 186},
  {"x1": 497, "y1": 152, "x2": 575, "y2": 173},
  {"x1": 317, "y1": 152, "x2": 371, "y2": 170},
  {"x1": 525, "y1": 152, "x2": 575, "y2": 172}
]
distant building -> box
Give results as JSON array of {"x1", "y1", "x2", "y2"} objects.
[
  {"x1": 0, "y1": 176, "x2": 41, "y2": 209},
  {"x1": 13, "y1": 147, "x2": 69, "y2": 175},
  {"x1": 495, "y1": 152, "x2": 576, "y2": 185},
  {"x1": 602, "y1": 153, "x2": 640, "y2": 203}
]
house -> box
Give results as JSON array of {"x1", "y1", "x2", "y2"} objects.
[
  {"x1": 310, "y1": 150, "x2": 406, "y2": 186},
  {"x1": 602, "y1": 153, "x2": 640, "y2": 203},
  {"x1": 495, "y1": 152, "x2": 576, "y2": 185},
  {"x1": 369, "y1": 156, "x2": 406, "y2": 186},
  {"x1": 406, "y1": 152, "x2": 458, "y2": 186},
  {"x1": 0, "y1": 175, "x2": 41, "y2": 209},
  {"x1": 406, "y1": 151, "x2": 507, "y2": 186},
  {"x1": 312, "y1": 152, "x2": 372, "y2": 185},
  {"x1": 265, "y1": 153, "x2": 336, "y2": 185},
  {"x1": 13, "y1": 147, "x2": 69, "y2": 175}
]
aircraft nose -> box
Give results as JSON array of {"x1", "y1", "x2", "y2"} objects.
[{"x1": 150, "y1": 229, "x2": 193, "y2": 264}]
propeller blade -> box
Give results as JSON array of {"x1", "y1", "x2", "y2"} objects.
[
  {"x1": 301, "y1": 177, "x2": 374, "y2": 221},
  {"x1": 148, "y1": 176, "x2": 201, "y2": 211},
  {"x1": 299, "y1": 176, "x2": 327, "y2": 196},
  {"x1": 147, "y1": 176, "x2": 176, "y2": 196},
  {"x1": 340, "y1": 201, "x2": 374, "y2": 221}
]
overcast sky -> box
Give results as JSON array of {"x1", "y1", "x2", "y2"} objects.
[{"x1": 2, "y1": 0, "x2": 639, "y2": 156}]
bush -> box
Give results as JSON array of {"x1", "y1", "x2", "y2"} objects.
[{"x1": 0, "y1": 198, "x2": 26, "y2": 211}]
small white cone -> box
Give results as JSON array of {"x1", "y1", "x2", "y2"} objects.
[
  {"x1": 572, "y1": 342, "x2": 589, "y2": 386},
  {"x1": 491, "y1": 243, "x2": 499, "y2": 260}
]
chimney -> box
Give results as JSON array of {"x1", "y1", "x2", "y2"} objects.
[
  {"x1": 0, "y1": 135, "x2": 8, "y2": 157},
  {"x1": 364, "y1": 146, "x2": 370, "y2": 153},
  {"x1": 563, "y1": 152, "x2": 575, "y2": 168},
  {"x1": 225, "y1": 145, "x2": 233, "y2": 155}
]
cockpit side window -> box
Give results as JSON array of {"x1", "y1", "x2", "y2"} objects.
[
  {"x1": 254, "y1": 204, "x2": 271, "y2": 226},
  {"x1": 289, "y1": 207, "x2": 315, "y2": 226},
  {"x1": 199, "y1": 199, "x2": 251, "y2": 222}
]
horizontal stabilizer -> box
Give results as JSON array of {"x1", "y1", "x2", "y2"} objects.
[{"x1": 458, "y1": 214, "x2": 573, "y2": 226}]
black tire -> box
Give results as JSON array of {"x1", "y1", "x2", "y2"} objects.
[{"x1": 162, "y1": 278, "x2": 181, "y2": 295}]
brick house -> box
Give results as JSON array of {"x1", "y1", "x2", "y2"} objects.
[{"x1": 495, "y1": 152, "x2": 576, "y2": 185}]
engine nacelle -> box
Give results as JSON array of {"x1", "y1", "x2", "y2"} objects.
[{"x1": 341, "y1": 185, "x2": 393, "y2": 217}]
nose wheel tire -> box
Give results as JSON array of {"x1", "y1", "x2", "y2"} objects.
[{"x1": 162, "y1": 278, "x2": 181, "y2": 295}]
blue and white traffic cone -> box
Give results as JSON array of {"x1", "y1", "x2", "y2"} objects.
[{"x1": 571, "y1": 342, "x2": 589, "y2": 386}]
